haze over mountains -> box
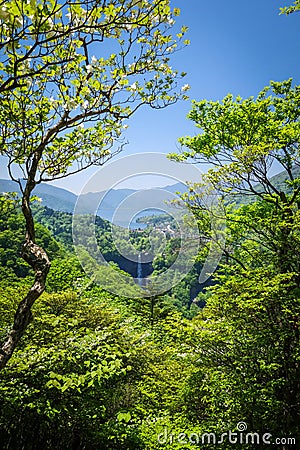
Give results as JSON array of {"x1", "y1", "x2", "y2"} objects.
[
  {"x1": 1, "y1": 166, "x2": 298, "y2": 224},
  {"x1": 0, "y1": 179, "x2": 77, "y2": 213},
  {"x1": 0, "y1": 178, "x2": 186, "y2": 224}
]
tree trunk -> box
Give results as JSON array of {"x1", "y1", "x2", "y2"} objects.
[{"x1": 0, "y1": 183, "x2": 50, "y2": 370}]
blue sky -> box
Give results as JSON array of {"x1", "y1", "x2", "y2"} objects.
[{"x1": 1, "y1": 0, "x2": 299, "y2": 193}]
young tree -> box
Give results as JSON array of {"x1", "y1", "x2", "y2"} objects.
[
  {"x1": 171, "y1": 79, "x2": 300, "y2": 275},
  {"x1": 0, "y1": 0, "x2": 189, "y2": 369},
  {"x1": 171, "y1": 80, "x2": 300, "y2": 439}
]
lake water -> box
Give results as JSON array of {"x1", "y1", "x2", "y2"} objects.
[{"x1": 112, "y1": 208, "x2": 165, "y2": 230}]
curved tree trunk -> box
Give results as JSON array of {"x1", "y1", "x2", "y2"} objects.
[{"x1": 0, "y1": 182, "x2": 50, "y2": 370}]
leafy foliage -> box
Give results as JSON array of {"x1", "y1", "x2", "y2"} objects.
[
  {"x1": 0, "y1": 0, "x2": 189, "y2": 183},
  {"x1": 0, "y1": 195, "x2": 63, "y2": 277},
  {"x1": 280, "y1": 0, "x2": 300, "y2": 14},
  {"x1": 170, "y1": 78, "x2": 300, "y2": 443},
  {"x1": 1, "y1": 2, "x2": 300, "y2": 447},
  {"x1": 0, "y1": 287, "x2": 195, "y2": 449}
]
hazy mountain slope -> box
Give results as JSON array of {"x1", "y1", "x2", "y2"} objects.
[
  {"x1": 0, "y1": 179, "x2": 186, "y2": 221},
  {"x1": 0, "y1": 179, "x2": 77, "y2": 212},
  {"x1": 1, "y1": 167, "x2": 297, "y2": 218}
]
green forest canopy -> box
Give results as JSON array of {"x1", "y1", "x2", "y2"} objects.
[{"x1": 0, "y1": 1, "x2": 299, "y2": 449}]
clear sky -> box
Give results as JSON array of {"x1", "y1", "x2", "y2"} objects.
[{"x1": 1, "y1": 0, "x2": 299, "y2": 193}]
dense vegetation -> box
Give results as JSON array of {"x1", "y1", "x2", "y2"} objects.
[
  {"x1": 0, "y1": 0, "x2": 189, "y2": 369},
  {"x1": 1, "y1": 142, "x2": 300, "y2": 448},
  {"x1": 0, "y1": 195, "x2": 201, "y2": 449},
  {"x1": 0, "y1": 0, "x2": 299, "y2": 449}
]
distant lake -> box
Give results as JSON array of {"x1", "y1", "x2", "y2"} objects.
[{"x1": 111, "y1": 208, "x2": 165, "y2": 229}]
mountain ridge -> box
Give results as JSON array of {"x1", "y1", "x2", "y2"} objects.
[
  {"x1": 1, "y1": 167, "x2": 298, "y2": 220},
  {"x1": 0, "y1": 179, "x2": 186, "y2": 222}
]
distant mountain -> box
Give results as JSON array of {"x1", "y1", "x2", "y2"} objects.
[
  {"x1": 2, "y1": 166, "x2": 297, "y2": 222},
  {"x1": 160, "y1": 182, "x2": 187, "y2": 194},
  {"x1": 0, "y1": 179, "x2": 77, "y2": 213},
  {"x1": 0, "y1": 179, "x2": 187, "y2": 224},
  {"x1": 233, "y1": 165, "x2": 300, "y2": 206},
  {"x1": 79, "y1": 183, "x2": 187, "y2": 224},
  {"x1": 268, "y1": 165, "x2": 300, "y2": 192},
  {"x1": 77, "y1": 188, "x2": 137, "y2": 220}
]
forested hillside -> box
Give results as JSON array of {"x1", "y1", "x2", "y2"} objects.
[
  {"x1": 1, "y1": 145, "x2": 300, "y2": 448},
  {"x1": 0, "y1": 193, "x2": 203, "y2": 449},
  {"x1": 0, "y1": 0, "x2": 300, "y2": 449}
]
